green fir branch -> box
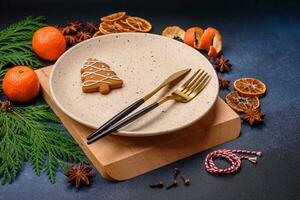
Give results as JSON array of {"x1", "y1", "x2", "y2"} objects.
[{"x1": 0, "y1": 103, "x2": 87, "y2": 184}]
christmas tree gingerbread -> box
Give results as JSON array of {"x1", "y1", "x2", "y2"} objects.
[{"x1": 80, "y1": 58, "x2": 123, "y2": 94}]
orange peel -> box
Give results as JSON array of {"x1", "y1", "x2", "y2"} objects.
[
  {"x1": 197, "y1": 27, "x2": 222, "y2": 57},
  {"x1": 212, "y1": 31, "x2": 222, "y2": 54},
  {"x1": 208, "y1": 46, "x2": 218, "y2": 57},
  {"x1": 199, "y1": 27, "x2": 218, "y2": 50},
  {"x1": 184, "y1": 27, "x2": 203, "y2": 47}
]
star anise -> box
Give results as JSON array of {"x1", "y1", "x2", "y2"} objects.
[
  {"x1": 85, "y1": 22, "x2": 98, "y2": 34},
  {"x1": 218, "y1": 77, "x2": 230, "y2": 89},
  {"x1": 65, "y1": 35, "x2": 77, "y2": 46},
  {"x1": 62, "y1": 25, "x2": 78, "y2": 35},
  {"x1": 68, "y1": 21, "x2": 83, "y2": 28},
  {"x1": 242, "y1": 107, "x2": 265, "y2": 126},
  {"x1": 64, "y1": 162, "x2": 93, "y2": 188},
  {"x1": 62, "y1": 21, "x2": 83, "y2": 35},
  {"x1": 75, "y1": 31, "x2": 91, "y2": 43},
  {"x1": 214, "y1": 56, "x2": 232, "y2": 72}
]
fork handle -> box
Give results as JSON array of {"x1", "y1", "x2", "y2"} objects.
[
  {"x1": 87, "y1": 102, "x2": 159, "y2": 144},
  {"x1": 86, "y1": 98, "x2": 145, "y2": 140}
]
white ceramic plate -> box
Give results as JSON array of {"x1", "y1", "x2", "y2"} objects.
[{"x1": 50, "y1": 33, "x2": 218, "y2": 136}]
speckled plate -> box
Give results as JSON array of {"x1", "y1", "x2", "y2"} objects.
[{"x1": 50, "y1": 33, "x2": 218, "y2": 137}]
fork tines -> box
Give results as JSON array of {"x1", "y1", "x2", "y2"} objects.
[{"x1": 179, "y1": 69, "x2": 211, "y2": 96}]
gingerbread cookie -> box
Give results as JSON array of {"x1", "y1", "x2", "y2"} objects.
[{"x1": 80, "y1": 58, "x2": 123, "y2": 94}]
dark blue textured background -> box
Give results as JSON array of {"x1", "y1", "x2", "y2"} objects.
[{"x1": 0, "y1": 0, "x2": 300, "y2": 199}]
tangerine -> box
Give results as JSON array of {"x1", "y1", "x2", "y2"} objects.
[
  {"x1": 2, "y1": 66, "x2": 40, "y2": 103},
  {"x1": 32, "y1": 26, "x2": 66, "y2": 61}
]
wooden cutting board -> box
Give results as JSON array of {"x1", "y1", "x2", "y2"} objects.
[{"x1": 36, "y1": 66, "x2": 241, "y2": 181}]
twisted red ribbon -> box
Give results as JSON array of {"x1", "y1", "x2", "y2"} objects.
[{"x1": 204, "y1": 149, "x2": 262, "y2": 174}]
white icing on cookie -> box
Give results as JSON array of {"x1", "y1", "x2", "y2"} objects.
[{"x1": 81, "y1": 60, "x2": 121, "y2": 87}]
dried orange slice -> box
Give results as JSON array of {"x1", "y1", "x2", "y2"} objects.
[
  {"x1": 101, "y1": 12, "x2": 126, "y2": 22},
  {"x1": 114, "y1": 17, "x2": 136, "y2": 32},
  {"x1": 225, "y1": 91, "x2": 260, "y2": 112},
  {"x1": 234, "y1": 78, "x2": 267, "y2": 97},
  {"x1": 125, "y1": 17, "x2": 152, "y2": 32},
  {"x1": 162, "y1": 26, "x2": 185, "y2": 40},
  {"x1": 99, "y1": 22, "x2": 120, "y2": 34}
]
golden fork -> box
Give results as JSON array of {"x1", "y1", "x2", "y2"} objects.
[{"x1": 87, "y1": 69, "x2": 211, "y2": 144}]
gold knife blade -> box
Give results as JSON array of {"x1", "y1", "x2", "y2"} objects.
[{"x1": 143, "y1": 68, "x2": 191, "y2": 101}]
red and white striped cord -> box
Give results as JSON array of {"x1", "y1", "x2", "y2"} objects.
[{"x1": 204, "y1": 149, "x2": 262, "y2": 174}]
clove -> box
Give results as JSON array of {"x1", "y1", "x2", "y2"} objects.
[
  {"x1": 149, "y1": 181, "x2": 164, "y2": 188},
  {"x1": 166, "y1": 180, "x2": 178, "y2": 190},
  {"x1": 172, "y1": 168, "x2": 180, "y2": 179},
  {"x1": 180, "y1": 175, "x2": 190, "y2": 186}
]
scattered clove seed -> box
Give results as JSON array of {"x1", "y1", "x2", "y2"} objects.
[
  {"x1": 149, "y1": 168, "x2": 192, "y2": 190},
  {"x1": 180, "y1": 175, "x2": 190, "y2": 186},
  {"x1": 149, "y1": 181, "x2": 164, "y2": 188},
  {"x1": 166, "y1": 180, "x2": 178, "y2": 190},
  {"x1": 172, "y1": 168, "x2": 180, "y2": 179}
]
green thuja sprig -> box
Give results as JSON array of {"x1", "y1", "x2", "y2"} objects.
[
  {"x1": 0, "y1": 16, "x2": 46, "y2": 68},
  {"x1": 0, "y1": 102, "x2": 87, "y2": 185}
]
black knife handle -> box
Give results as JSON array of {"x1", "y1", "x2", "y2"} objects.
[
  {"x1": 87, "y1": 102, "x2": 159, "y2": 144},
  {"x1": 87, "y1": 98, "x2": 145, "y2": 140}
]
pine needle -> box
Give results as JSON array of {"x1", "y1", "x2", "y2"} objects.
[{"x1": 0, "y1": 102, "x2": 87, "y2": 184}]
